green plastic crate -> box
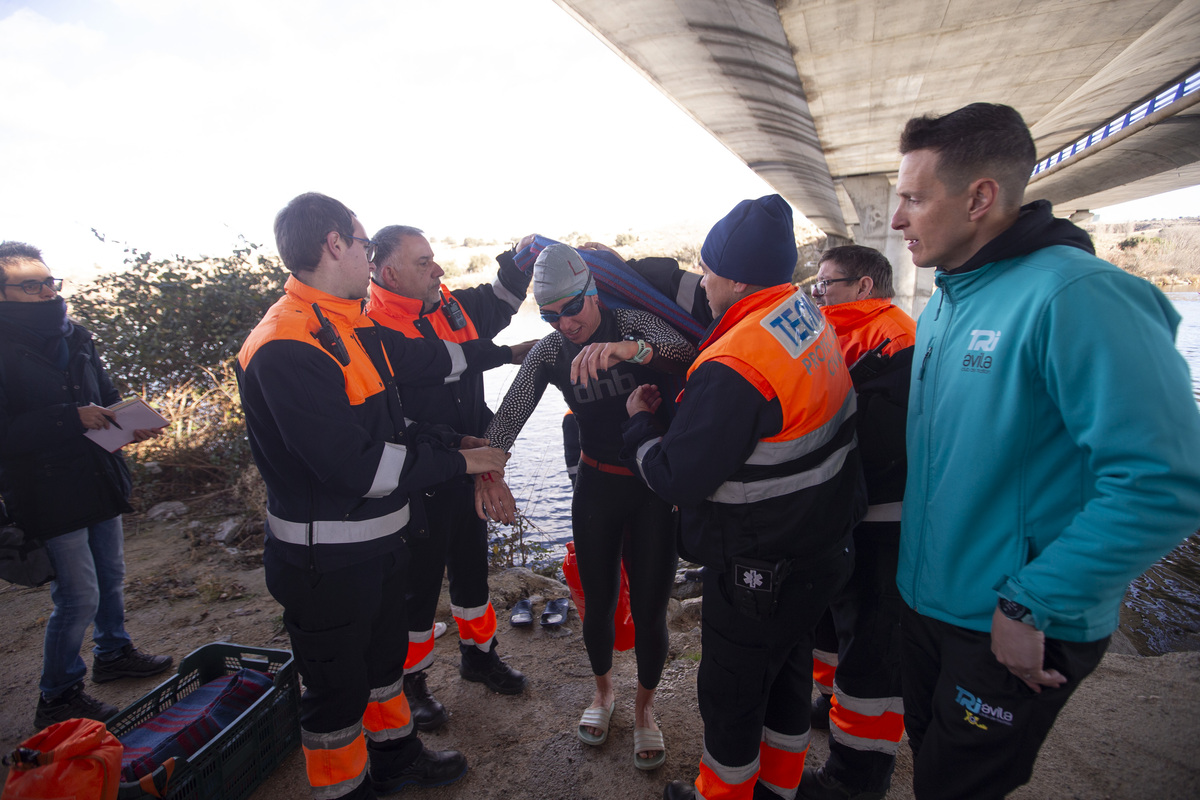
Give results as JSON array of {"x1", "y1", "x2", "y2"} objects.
[{"x1": 108, "y1": 642, "x2": 299, "y2": 800}]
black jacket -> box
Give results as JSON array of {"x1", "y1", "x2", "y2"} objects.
[{"x1": 0, "y1": 321, "x2": 133, "y2": 539}]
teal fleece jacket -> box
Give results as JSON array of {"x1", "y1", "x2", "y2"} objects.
[{"x1": 899, "y1": 204, "x2": 1200, "y2": 642}]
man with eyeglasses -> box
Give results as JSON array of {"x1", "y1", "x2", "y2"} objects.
[
  {"x1": 0, "y1": 240, "x2": 173, "y2": 730},
  {"x1": 237, "y1": 193, "x2": 516, "y2": 800},
  {"x1": 365, "y1": 226, "x2": 536, "y2": 728},
  {"x1": 798, "y1": 245, "x2": 915, "y2": 800}
]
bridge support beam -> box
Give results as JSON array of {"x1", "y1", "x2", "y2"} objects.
[{"x1": 840, "y1": 174, "x2": 933, "y2": 318}]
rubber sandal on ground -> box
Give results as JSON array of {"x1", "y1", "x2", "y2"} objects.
[
  {"x1": 577, "y1": 700, "x2": 615, "y2": 746},
  {"x1": 541, "y1": 597, "x2": 569, "y2": 627},
  {"x1": 633, "y1": 726, "x2": 666, "y2": 771},
  {"x1": 510, "y1": 598, "x2": 533, "y2": 627},
  {"x1": 433, "y1": 621, "x2": 448, "y2": 639}
]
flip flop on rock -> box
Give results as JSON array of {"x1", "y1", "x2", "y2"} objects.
[
  {"x1": 633, "y1": 727, "x2": 666, "y2": 771},
  {"x1": 577, "y1": 700, "x2": 616, "y2": 746},
  {"x1": 510, "y1": 598, "x2": 533, "y2": 627},
  {"x1": 541, "y1": 597, "x2": 569, "y2": 627}
]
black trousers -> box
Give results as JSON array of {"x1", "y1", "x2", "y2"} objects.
[
  {"x1": 264, "y1": 540, "x2": 422, "y2": 792},
  {"x1": 571, "y1": 463, "x2": 677, "y2": 687},
  {"x1": 405, "y1": 479, "x2": 491, "y2": 645},
  {"x1": 815, "y1": 522, "x2": 905, "y2": 793},
  {"x1": 901, "y1": 605, "x2": 1109, "y2": 800},
  {"x1": 699, "y1": 543, "x2": 853, "y2": 768}
]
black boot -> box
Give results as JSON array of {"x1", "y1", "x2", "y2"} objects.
[
  {"x1": 371, "y1": 745, "x2": 467, "y2": 794},
  {"x1": 663, "y1": 780, "x2": 697, "y2": 800},
  {"x1": 402, "y1": 670, "x2": 448, "y2": 732},
  {"x1": 459, "y1": 642, "x2": 526, "y2": 695},
  {"x1": 797, "y1": 766, "x2": 886, "y2": 800},
  {"x1": 810, "y1": 692, "x2": 832, "y2": 731}
]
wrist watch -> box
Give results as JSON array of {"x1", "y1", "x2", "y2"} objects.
[
  {"x1": 624, "y1": 337, "x2": 652, "y2": 365},
  {"x1": 997, "y1": 597, "x2": 1035, "y2": 626}
]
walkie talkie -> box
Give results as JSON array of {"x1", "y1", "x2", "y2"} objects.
[
  {"x1": 310, "y1": 303, "x2": 350, "y2": 366},
  {"x1": 848, "y1": 337, "x2": 892, "y2": 385},
  {"x1": 440, "y1": 290, "x2": 467, "y2": 331}
]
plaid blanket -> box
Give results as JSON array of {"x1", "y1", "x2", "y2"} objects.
[{"x1": 119, "y1": 668, "x2": 274, "y2": 782}]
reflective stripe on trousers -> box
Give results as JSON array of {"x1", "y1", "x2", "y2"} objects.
[
  {"x1": 758, "y1": 726, "x2": 809, "y2": 799},
  {"x1": 302, "y1": 722, "x2": 367, "y2": 800},
  {"x1": 451, "y1": 601, "x2": 498, "y2": 652},
  {"x1": 829, "y1": 687, "x2": 905, "y2": 754}
]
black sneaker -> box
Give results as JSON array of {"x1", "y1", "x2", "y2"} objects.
[
  {"x1": 459, "y1": 646, "x2": 526, "y2": 695},
  {"x1": 796, "y1": 766, "x2": 886, "y2": 800},
  {"x1": 810, "y1": 692, "x2": 832, "y2": 730},
  {"x1": 403, "y1": 670, "x2": 448, "y2": 732},
  {"x1": 34, "y1": 682, "x2": 119, "y2": 729},
  {"x1": 371, "y1": 745, "x2": 467, "y2": 794},
  {"x1": 663, "y1": 781, "x2": 697, "y2": 800},
  {"x1": 92, "y1": 644, "x2": 173, "y2": 683}
]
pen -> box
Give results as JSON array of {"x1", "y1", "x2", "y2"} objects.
[{"x1": 109, "y1": 418, "x2": 123, "y2": 430}]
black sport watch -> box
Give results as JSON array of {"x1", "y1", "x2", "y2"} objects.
[{"x1": 997, "y1": 597, "x2": 1035, "y2": 626}]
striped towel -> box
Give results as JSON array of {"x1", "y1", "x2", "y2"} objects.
[{"x1": 119, "y1": 668, "x2": 274, "y2": 782}]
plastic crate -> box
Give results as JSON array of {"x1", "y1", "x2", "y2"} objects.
[{"x1": 108, "y1": 642, "x2": 299, "y2": 800}]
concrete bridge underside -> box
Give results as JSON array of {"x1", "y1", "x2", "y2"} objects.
[{"x1": 554, "y1": 0, "x2": 1200, "y2": 315}]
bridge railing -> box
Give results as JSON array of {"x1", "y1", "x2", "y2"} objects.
[{"x1": 1031, "y1": 68, "x2": 1200, "y2": 178}]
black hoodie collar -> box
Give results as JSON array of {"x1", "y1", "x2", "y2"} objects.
[{"x1": 953, "y1": 200, "x2": 1095, "y2": 275}]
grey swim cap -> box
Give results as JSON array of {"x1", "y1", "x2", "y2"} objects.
[{"x1": 533, "y1": 244, "x2": 594, "y2": 306}]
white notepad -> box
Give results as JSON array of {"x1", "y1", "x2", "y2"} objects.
[{"x1": 83, "y1": 397, "x2": 169, "y2": 452}]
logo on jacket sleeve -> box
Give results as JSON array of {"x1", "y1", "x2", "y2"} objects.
[{"x1": 962, "y1": 329, "x2": 1001, "y2": 373}]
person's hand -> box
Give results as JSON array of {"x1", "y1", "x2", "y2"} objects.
[
  {"x1": 78, "y1": 405, "x2": 116, "y2": 430},
  {"x1": 579, "y1": 242, "x2": 626, "y2": 264},
  {"x1": 570, "y1": 341, "x2": 641, "y2": 387},
  {"x1": 461, "y1": 447, "x2": 509, "y2": 476},
  {"x1": 517, "y1": 233, "x2": 537, "y2": 251},
  {"x1": 459, "y1": 435, "x2": 490, "y2": 449},
  {"x1": 508, "y1": 340, "x2": 537, "y2": 364},
  {"x1": 990, "y1": 608, "x2": 1067, "y2": 693},
  {"x1": 626, "y1": 384, "x2": 662, "y2": 417},
  {"x1": 131, "y1": 427, "x2": 164, "y2": 443},
  {"x1": 475, "y1": 472, "x2": 517, "y2": 523}
]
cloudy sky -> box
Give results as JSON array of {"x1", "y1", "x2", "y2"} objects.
[{"x1": 2, "y1": 0, "x2": 1196, "y2": 282}]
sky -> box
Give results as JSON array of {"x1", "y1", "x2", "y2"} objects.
[{"x1": 1, "y1": 0, "x2": 1197, "y2": 284}]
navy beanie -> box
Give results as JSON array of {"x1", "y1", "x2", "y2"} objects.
[{"x1": 701, "y1": 194, "x2": 797, "y2": 286}]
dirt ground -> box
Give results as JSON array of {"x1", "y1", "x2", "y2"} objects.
[{"x1": 2, "y1": 514, "x2": 1199, "y2": 800}]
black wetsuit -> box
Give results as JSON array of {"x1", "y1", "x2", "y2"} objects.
[{"x1": 486, "y1": 307, "x2": 694, "y2": 685}]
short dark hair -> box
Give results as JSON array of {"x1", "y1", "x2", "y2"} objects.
[
  {"x1": 0, "y1": 240, "x2": 45, "y2": 285},
  {"x1": 372, "y1": 225, "x2": 425, "y2": 268},
  {"x1": 898, "y1": 103, "x2": 1036, "y2": 209},
  {"x1": 819, "y1": 245, "x2": 894, "y2": 299},
  {"x1": 273, "y1": 193, "x2": 356, "y2": 274}
]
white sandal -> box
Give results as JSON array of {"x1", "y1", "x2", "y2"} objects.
[{"x1": 577, "y1": 700, "x2": 615, "y2": 746}]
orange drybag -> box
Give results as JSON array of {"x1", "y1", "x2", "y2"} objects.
[
  {"x1": 562, "y1": 541, "x2": 637, "y2": 651},
  {"x1": 2, "y1": 718, "x2": 122, "y2": 800}
]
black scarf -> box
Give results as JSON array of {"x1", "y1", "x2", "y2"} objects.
[{"x1": 0, "y1": 298, "x2": 72, "y2": 369}]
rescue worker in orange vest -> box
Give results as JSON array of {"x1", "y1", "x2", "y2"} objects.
[
  {"x1": 623, "y1": 195, "x2": 866, "y2": 800},
  {"x1": 237, "y1": 193, "x2": 513, "y2": 800},
  {"x1": 800, "y1": 245, "x2": 916, "y2": 800},
  {"x1": 365, "y1": 226, "x2": 536, "y2": 726}
]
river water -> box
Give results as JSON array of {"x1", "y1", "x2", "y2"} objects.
[{"x1": 485, "y1": 292, "x2": 1200, "y2": 654}]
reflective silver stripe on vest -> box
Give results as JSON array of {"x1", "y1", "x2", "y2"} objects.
[
  {"x1": 492, "y1": 276, "x2": 523, "y2": 313},
  {"x1": 744, "y1": 390, "x2": 856, "y2": 466},
  {"x1": 635, "y1": 437, "x2": 663, "y2": 484},
  {"x1": 708, "y1": 438, "x2": 856, "y2": 505},
  {"x1": 443, "y1": 340, "x2": 465, "y2": 384},
  {"x1": 267, "y1": 505, "x2": 410, "y2": 546},
  {"x1": 863, "y1": 501, "x2": 903, "y2": 522},
  {"x1": 676, "y1": 271, "x2": 701, "y2": 313},
  {"x1": 366, "y1": 442, "x2": 407, "y2": 498}
]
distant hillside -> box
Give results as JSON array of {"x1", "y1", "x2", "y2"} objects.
[{"x1": 1083, "y1": 217, "x2": 1200, "y2": 287}]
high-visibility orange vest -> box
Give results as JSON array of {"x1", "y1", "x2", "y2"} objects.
[{"x1": 366, "y1": 282, "x2": 480, "y2": 343}]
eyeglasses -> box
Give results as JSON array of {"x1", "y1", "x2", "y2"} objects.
[
  {"x1": 810, "y1": 277, "x2": 859, "y2": 297},
  {"x1": 539, "y1": 280, "x2": 593, "y2": 323},
  {"x1": 348, "y1": 235, "x2": 376, "y2": 262},
  {"x1": 1, "y1": 276, "x2": 62, "y2": 295}
]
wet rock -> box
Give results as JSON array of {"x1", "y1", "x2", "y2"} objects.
[{"x1": 672, "y1": 565, "x2": 704, "y2": 601}]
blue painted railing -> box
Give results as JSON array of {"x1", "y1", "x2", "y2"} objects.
[{"x1": 1031, "y1": 68, "x2": 1200, "y2": 177}]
